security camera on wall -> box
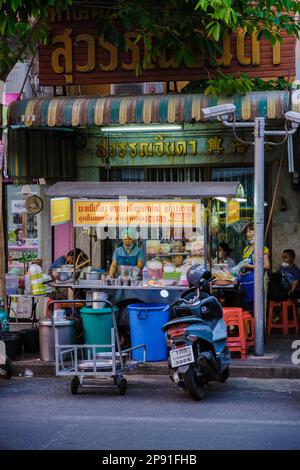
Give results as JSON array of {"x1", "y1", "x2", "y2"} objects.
[
  {"x1": 201, "y1": 104, "x2": 236, "y2": 119},
  {"x1": 284, "y1": 111, "x2": 300, "y2": 126}
]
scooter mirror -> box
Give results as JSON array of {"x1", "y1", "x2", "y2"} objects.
[{"x1": 160, "y1": 289, "x2": 169, "y2": 298}]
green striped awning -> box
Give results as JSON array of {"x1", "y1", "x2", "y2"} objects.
[{"x1": 7, "y1": 91, "x2": 290, "y2": 128}]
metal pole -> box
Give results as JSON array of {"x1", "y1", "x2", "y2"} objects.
[{"x1": 254, "y1": 117, "x2": 265, "y2": 356}]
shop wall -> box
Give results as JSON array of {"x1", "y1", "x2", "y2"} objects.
[
  {"x1": 54, "y1": 223, "x2": 73, "y2": 260},
  {"x1": 271, "y1": 162, "x2": 300, "y2": 269}
]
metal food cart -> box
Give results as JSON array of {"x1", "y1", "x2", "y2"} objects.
[
  {"x1": 46, "y1": 181, "x2": 244, "y2": 392},
  {"x1": 48, "y1": 298, "x2": 146, "y2": 395}
]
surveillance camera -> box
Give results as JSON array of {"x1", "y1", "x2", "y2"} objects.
[
  {"x1": 284, "y1": 111, "x2": 300, "y2": 126},
  {"x1": 201, "y1": 104, "x2": 236, "y2": 119}
]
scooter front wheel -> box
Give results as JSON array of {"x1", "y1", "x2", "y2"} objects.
[{"x1": 183, "y1": 365, "x2": 204, "y2": 401}]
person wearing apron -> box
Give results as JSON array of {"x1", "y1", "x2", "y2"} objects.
[
  {"x1": 108, "y1": 228, "x2": 144, "y2": 346},
  {"x1": 109, "y1": 228, "x2": 144, "y2": 278},
  {"x1": 239, "y1": 223, "x2": 270, "y2": 313}
]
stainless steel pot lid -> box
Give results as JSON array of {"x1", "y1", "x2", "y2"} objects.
[{"x1": 39, "y1": 320, "x2": 76, "y2": 326}]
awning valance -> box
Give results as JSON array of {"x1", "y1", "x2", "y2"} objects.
[
  {"x1": 46, "y1": 181, "x2": 244, "y2": 199},
  {"x1": 7, "y1": 91, "x2": 290, "y2": 128}
]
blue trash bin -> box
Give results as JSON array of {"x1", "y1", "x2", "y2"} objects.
[{"x1": 128, "y1": 303, "x2": 170, "y2": 362}]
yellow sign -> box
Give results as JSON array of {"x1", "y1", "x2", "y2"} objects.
[
  {"x1": 226, "y1": 200, "x2": 240, "y2": 226},
  {"x1": 73, "y1": 200, "x2": 202, "y2": 228},
  {"x1": 51, "y1": 198, "x2": 71, "y2": 226}
]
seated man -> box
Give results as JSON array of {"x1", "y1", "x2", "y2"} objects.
[{"x1": 279, "y1": 249, "x2": 300, "y2": 299}]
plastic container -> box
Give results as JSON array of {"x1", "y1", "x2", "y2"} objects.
[
  {"x1": 0, "y1": 298, "x2": 9, "y2": 333},
  {"x1": 142, "y1": 267, "x2": 149, "y2": 286},
  {"x1": 6, "y1": 273, "x2": 19, "y2": 295},
  {"x1": 128, "y1": 303, "x2": 170, "y2": 362},
  {"x1": 3, "y1": 333, "x2": 22, "y2": 360},
  {"x1": 39, "y1": 320, "x2": 76, "y2": 361},
  {"x1": 80, "y1": 306, "x2": 118, "y2": 353},
  {"x1": 147, "y1": 260, "x2": 163, "y2": 280},
  {"x1": 28, "y1": 264, "x2": 46, "y2": 295}
]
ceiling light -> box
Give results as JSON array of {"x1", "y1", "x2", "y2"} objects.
[{"x1": 100, "y1": 124, "x2": 182, "y2": 132}]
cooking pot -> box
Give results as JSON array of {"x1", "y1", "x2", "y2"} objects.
[
  {"x1": 49, "y1": 266, "x2": 81, "y2": 282},
  {"x1": 84, "y1": 271, "x2": 101, "y2": 281}
]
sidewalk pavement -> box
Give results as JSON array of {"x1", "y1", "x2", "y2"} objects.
[{"x1": 10, "y1": 333, "x2": 300, "y2": 379}]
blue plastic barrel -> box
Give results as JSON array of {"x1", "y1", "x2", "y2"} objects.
[
  {"x1": 239, "y1": 271, "x2": 254, "y2": 305},
  {"x1": 128, "y1": 303, "x2": 170, "y2": 362}
]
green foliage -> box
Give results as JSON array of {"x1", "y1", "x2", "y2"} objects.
[
  {"x1": 180, "y1": 73, "x2": 292, "y2": 96},
  {"x1": 8, "y1": 231, "x2": 16, "y2": 243},
  {"x1": 17, "y1": 251, "x2": 37, "y2": 274},
  {"x1": 0, "y1": 0, "x2": 72, "y2": 81},
  {"x1": 96, "y1": 0, "x2": 300, "y2": 75}
]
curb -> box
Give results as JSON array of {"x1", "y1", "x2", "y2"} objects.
[{"x1": 12, "y1": 361, "x2": 300, "y2": 379}]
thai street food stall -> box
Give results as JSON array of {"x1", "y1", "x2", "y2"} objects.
[{"x1": 47, "y1": 181, "x2": 245, "y2": 310}]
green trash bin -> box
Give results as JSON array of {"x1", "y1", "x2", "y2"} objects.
[{"x1": 80, "y1": 306, "x2": 118, "y2": 355}]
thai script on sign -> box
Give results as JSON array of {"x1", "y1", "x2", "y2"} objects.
[
  {"x1": 73, "y1": 199, "x2": 202, "y2": 228},
  {"x1": 96, "y1": 138, "x2": 198, "y2": 160},
  {"x1": 43, "y1": 7, "x2": 283, "y2": 85}
]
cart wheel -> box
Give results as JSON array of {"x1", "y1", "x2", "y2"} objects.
[
  {"x1": 117, "y1": 377, "x2": 127, "y2": 395},
  {"x1": 71, "y1": 376, "x2": 80, "y2": 395}
]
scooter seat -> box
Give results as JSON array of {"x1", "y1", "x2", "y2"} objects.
[{"x1": 162, "y1": 316, "x2": 206, "y2": 331}]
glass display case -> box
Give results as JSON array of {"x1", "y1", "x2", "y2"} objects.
[{"x1": 146, "y1": 230, "x2": 204, "y2": 286}]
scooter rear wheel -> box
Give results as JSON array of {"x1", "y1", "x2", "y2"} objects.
[{"x1": 183, "y1": 365, "x2": 205, "y2": 401}]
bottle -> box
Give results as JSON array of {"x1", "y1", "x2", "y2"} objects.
[
  {"x1": 142, "y1": 266, "x2": 149, "y2": 286},
  {"x1": 0, "y1": 298, "x2": 9, "y2": 333},
  {"x1": 106, "y1": 259, "x2": 110, "y2": 274},
  {"x1": 28, "y1": 263, "x2": 46, "y2": 295},
  {"x1": 17, "y1": 276, "x2": 25, "y2": 295}
]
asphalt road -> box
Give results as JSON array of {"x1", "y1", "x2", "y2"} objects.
[{"x1": 0, "y1": 376, "x2": 300, "y2": 450}]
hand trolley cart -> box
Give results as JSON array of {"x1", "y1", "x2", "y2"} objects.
[{"x1": 48, "y1": 300, "x2": 146, "y2": 395}]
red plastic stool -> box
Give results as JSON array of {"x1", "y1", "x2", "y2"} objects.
[
  {"x1": 223, "y1": 308, "x2": 247, "y2": 360},
  {"x1": 267, "y1": 299, "x2": 299, "y2": 336}
]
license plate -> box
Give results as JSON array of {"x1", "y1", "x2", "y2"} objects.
[{"x1": 169, "y1": 346, "x2": 194, "y2": 368}]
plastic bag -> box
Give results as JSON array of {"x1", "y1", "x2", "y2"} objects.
[{"x1": 230, "y1": 258, "x2": 251, "y2": 277}]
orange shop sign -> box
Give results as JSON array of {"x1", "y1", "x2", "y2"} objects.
[{"x1": 73, "y1": 200, "x2": 202, "y2": 228}]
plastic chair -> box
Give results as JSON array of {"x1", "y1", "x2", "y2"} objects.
[{"x1": 267, "y1": 299, "x2": 299, "y2": 336}]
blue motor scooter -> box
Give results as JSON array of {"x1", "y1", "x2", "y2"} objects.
[{"x1": 162, "y1": 265, "x2": 230, "y2": 401}]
